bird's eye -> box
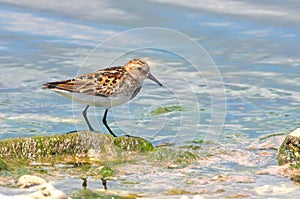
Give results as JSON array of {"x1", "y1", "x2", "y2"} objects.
[{"x1": 137, "y1": 67, "x2": 142, "y2": 71}]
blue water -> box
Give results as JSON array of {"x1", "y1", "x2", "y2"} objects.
[{"x1": 0, "y1": 0, "x2": 300, "y2": 197}]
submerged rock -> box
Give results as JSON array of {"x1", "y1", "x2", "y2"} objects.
[
  {"x1": 148, "y1": 147, "x2": 199, "y2": 165},
  {"x1": 277, "y1": 128, "x2": 300, "y2": 165}
]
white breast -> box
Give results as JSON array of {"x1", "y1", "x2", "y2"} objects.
[{"x1": 52, "y1": 89, "x2": 131, "y2": 108}]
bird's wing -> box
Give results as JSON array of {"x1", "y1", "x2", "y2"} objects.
[{"x1": 43, "y1": 66, "x2": 128, "y2": 97}]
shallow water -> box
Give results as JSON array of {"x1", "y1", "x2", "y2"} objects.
[{"x1": 0, "y1": 0, "x2": 300, "y2": 198}]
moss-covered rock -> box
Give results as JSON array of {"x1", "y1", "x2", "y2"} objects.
[
  {"x1": 0, "y1": 131, "x2": 157, "y2": 190},
  {"x1": 277, "y1": 128, "x2": 300, "y2": 165},
  {"x1": 0, "y1": 132, "x2": 114, "y2": 160},
  {"x1": 277, "y1": 128, "x2": 300, "y2": 184},
  {"x1": 0, "y1": 132, "x2": 155, "y2": 161}
]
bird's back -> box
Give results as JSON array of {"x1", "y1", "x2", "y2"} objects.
[{"x1": 43, "y1": 66, "x2": 141, "y2": 98}]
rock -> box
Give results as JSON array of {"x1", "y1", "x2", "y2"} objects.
[
  {"x1": 0, "y1": 183, "x2": 67, "y2": 199},
  {"x1": 277, "y1": 128, "x2": 300, "y2": 165},
  {"x1": 290, "y1": 171, "x2": 300, "y2": 183},
  {"x1": 180, "y1": 195, "x2": 205, "y2": 199},
  {"x1": 0, "y1": 194, "x2": 31, "y2": 199},
  {"x1": 29, "y1": 183, "x2": 68, "y2": 199},
  {"x1": 193, "y1": 195, "x2": 205, "y2": 199},
  {"x1": 0, "y1": 131, "x2": 115, "y2": 160},
  {"x1": 256, "y1": 164, "x2": 291, "y2": 177},
  {"x1": 274, "y1": 128, "x2": 300, "y2": 183},
  {"x1": 18, "y1": 175, "x2": 47, "y2": 188},
  {"x1": 254, "y1": 184, "x2": 295, "y2": 196},
  {"x1": 180, "y1": 196, "x2": 190, "y2": 199},
  {"x1": 0, "y1": 131, "x2": 154, "y2": 160}
]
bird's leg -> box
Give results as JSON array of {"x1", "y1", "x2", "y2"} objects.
[
  {"x1": 102, "y1": 109, "x2": 117, "y2": 137},
  {"x1": 82, "y1": 105, "x2": 95, "y2": 131}
]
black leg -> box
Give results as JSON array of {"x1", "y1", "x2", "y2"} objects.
[
  {"x1": 101, "y1": 178, "x2": 107, "y2": 190},
  {"x1": 82, "y1": 105, "x2": 95, "y2": 131},
  {"x1": 102, "y1": 109, "x2": 117, "y2": 137}
]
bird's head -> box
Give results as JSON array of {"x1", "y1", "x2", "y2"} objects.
[{"x1": 125, "y1": 59, "x2": 163, "y2": 86}]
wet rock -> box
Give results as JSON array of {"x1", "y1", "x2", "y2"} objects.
[
  {"x1": 0, "y1": 183, "x2": 67, "y2": 199},
  {"x1": 18, "y1": 175, "x2": 47, "y2": 188},
  {"x1": 0, "y1": 131, "x2": 154, "y2": 161},
  {"x1": 257, "y1": 162, "x2": 300, "y2": 184},
  {"x1": 256, "y1": 164, "x2": 291, "y2": 177},
  {"x1": 254, "y1": 184, "x2": 295, "y2": 196},
  {"x1": 277, "y1": 128, "x2": 300, "y2": 165},
  {"x1": 0, "y1": 193, "x2": 31, "y2": 199},
  {"x1": 29, "y1": 183, "x2": 68, "y2": 199},
  {"x1": 258, "y1": 128, "x2": 300, "y2": 184},
  {"x1": 180, "y1": 195, "x2": 205, "y2": 199},
  {"x1": 0, "y1": 131, "x2": 113, "y2": 159},
  {"x1": 290, "y1": 171, "x2": 300, "y2": 183}
]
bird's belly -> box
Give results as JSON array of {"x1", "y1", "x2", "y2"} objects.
[{"x1": 53, "y1": 90, "x2": 130, "y2": 108}]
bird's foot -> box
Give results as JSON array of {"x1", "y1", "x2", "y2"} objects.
[
  {"x1": 66, "y1": 129, "x2": 100, "y2": 134},
  {"x1": 66, "y1": 130, "x2": 79, "y2": 134},
  {"x1": 122, "y1": 134, "x2": 140, "y2": 139}
]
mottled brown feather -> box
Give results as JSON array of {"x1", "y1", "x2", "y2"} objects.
[{"x1": 43, "y1": 66, "x2": 140, "y2": 98}]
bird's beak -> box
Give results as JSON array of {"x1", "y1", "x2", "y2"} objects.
[{"x1": 148, "y1": 72, "x2": 163, "y2": 86}]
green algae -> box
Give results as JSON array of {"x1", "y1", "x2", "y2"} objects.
[
  {"x1": 120, "y1": 180, "x2": 140, "y2": 185},
  {"x1": 72, "y1": 189, "x2": 101, "y2": 199},
  {"x1": 0, "y1": 159, "x2": 9, "y2": 171},
  {"x1": 99, "y1": 165, "x2": 114, "y2": 179},
  {"x1": 291, "y1": 173, "x2": 300, "y2": 183},
  {"x1": 165, "y1": 188, "x2": 197, "y2": 195},
  {"x1": 290, "y1": 163, "x2": 300, "y2": 169},
  {"x1": 148, "y1": 147, "x2": 199, "y2": 164},
  {"x1": 2, "y1": 159, "x2": 29, "y2": 173},
  {"x1": 114, "y1": 136, "x2": 154, "y2": 152},
  {"x1": 72, "y1": 189, "x2": 139, "y2": 199},
  {"x1": 149, "y1": 105, "x2": 184, "y2": 116},
  {"x1": 259, "y1": 132, "x2": 286, "y2": 141}
]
